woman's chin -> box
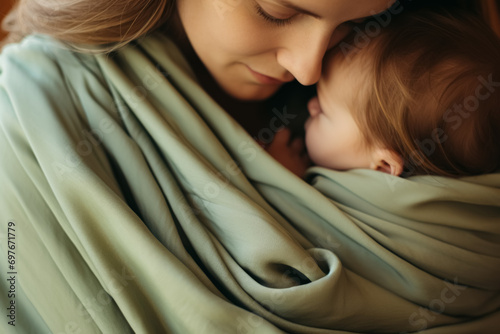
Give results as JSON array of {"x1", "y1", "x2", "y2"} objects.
[{"x1": 223, "y1": 83, "x2": 283, "y2": 102}]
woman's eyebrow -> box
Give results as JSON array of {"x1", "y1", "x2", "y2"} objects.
[{"x1": 276, "y1": 0, "x2": 321, "y2": 19}]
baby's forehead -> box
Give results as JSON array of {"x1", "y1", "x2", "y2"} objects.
[
  {"x1": 318, "y1": 50, "x2": 373, "y2": 113},
  {"x1": 322, "y1": 43, "x2": 375, "y2": 85}
]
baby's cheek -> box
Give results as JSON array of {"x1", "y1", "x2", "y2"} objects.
[{"x1": 304, "y1": 130, "x2": 323, "y2": 166}]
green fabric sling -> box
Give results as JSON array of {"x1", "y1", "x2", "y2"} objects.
[{"x1": 0, "y1": 33, "x2": 499, "y2": 333}]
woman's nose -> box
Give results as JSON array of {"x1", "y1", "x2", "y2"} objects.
[
  {"x1": 276, "y1": 26, "x2": 333, "y2": 86},
  {"x1": 307, "y1": 96, "x2": 321, "y2": 117},
  {"x1": 277, "y1": 46, "x2": 323, "y2": 86}
]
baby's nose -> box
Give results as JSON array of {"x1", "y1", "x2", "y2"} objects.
[{"x1": 307, "y1": 96, "x2": 321, "y2": 117}]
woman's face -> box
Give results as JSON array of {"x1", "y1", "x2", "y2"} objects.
[{"x1": 176, "y1": 0, "x2": 395, "y2": 101}]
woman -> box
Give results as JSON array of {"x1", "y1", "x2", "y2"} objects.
[{"x1": 1, "y1": 0, "x2": 499, "y2": 333}]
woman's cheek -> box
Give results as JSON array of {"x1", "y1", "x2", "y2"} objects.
[{"x1": 215, "y1": 4, "x2": 271, "y2": 56}]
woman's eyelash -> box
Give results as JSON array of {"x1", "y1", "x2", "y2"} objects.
[{"x1": 255, "y1": 4, "x2": 292, "y2": 27}]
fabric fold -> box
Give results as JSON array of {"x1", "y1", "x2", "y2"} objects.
[{"x1": 1, "y1": 33, "x2": 499, "y2": 333}]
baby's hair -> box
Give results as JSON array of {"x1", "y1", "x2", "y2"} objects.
[
  {"x1": 346, "y1": 8, "x2": 500, "y2": 177},
  {"x1": 1, "y1": 0, "x2": 175, "y2": 52}
]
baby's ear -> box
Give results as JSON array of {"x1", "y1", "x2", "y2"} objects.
[{"x1": 369, "y1": 148, "x2": 404, "y2": 176}]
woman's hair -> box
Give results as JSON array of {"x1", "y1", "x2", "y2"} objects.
[
  {"x1": 1, "y1": 0, "x2": 175, "y2": 52},
  {"x1": 348, "y1": 8, "x2": 500, "y2": 177}
]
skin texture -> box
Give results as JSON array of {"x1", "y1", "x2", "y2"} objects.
[
  {"x1": 304, "y1": 50, "x2": 376, "y2": 171},
  {"x1": 176, "y1": 0, "x2": 396, "y2": 101},
  {"x1": 268, "y1": 49, "x2": 403, "y2": 177}
]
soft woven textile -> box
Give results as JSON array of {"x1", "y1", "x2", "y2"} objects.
[{"x1": 1, "y1": 34, "x2": 499, "y2": 333}]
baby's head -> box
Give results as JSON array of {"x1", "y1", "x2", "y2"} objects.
[{"x1": 305, "y1": 8, "x2": 500, "y2": 177}]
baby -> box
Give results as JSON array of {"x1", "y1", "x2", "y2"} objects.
[{"x1": 267, "y1": 8, "x2": 500, "y2": 178}]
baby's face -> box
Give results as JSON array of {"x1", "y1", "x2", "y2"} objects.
[{"x1": 304, "y1": 51, "x2": 375, "y2": 171}]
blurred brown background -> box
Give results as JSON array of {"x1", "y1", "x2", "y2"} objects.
[{"x1": 0, "y1": 0, "x2": 499, "y2": 42}]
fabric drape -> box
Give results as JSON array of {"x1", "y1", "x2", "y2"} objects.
[{"x1": 1, "y1": 33, "x2": 499, "y2": 334}]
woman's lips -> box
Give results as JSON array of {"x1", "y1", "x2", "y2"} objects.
[{"x1": 247, "y1": 66, "x2": 292, "y2": 85}]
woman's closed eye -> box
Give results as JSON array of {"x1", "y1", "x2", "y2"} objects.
[{"x1": 254, "y1": 1, "x2": 294, "y2": 27}]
